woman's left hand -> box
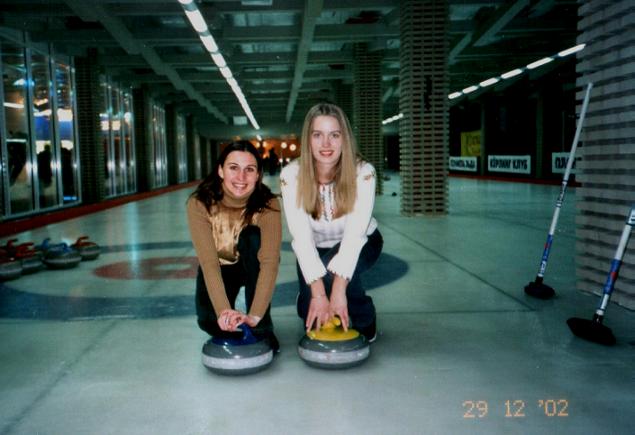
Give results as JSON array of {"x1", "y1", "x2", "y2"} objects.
[
  {"x1": 329, "y1": 275, "x2": 349, "y2": 331},
  {"x1": 242, "y1": 314, "x2": 261, "y2": 327},
  {"x1": 218, "y1": 309, "x2": 246, "y2": 331}
]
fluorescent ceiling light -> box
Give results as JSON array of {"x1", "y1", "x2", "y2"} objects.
[
  {"x1": 448, "y1": 92, "x2": 462, "y2": 100},
  {"x1": 200, "y1": 34, "x2": 218, "y2": 53},
  {"x1": 501, "y1": 68, "x2": 523, "y2": 79},
  {"x1": 527, "y1": 57, "x2": 553, "y2": 70},
  {"x1": 219, "y1": 66, "x2": 233, "y2": 79},
  {"x1": 211, "y1": 53, "x2": 227, "y2": 69},
  {"x1": 179, "y1": 1, "x2": 259, "y2": 131},
  {"x1": 462, "y1": 85, "x2": 478, "y2": 94},
  {"x1": 479, "y1": 77, "x2": 499, "y2": 87},
  {"x1": 184, "y1": 9, "x2": 207, "y2": 33},
  {"x1": 558, "y1": 44, "x2": 586, "y2": 57}
]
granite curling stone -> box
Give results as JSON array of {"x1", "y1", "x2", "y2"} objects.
[
  {"x1": 39, "y1": 239, "x2": 82, "y2": 269},
  {"x1": 202, "y1": 324, "x2": 273, "y2": 375},
  {"x1": 298, "y1": 318, "x2": 370, "y2": 369},
  {"x1": 72, "y1": 236, "x2": 101, "y2": 261}
]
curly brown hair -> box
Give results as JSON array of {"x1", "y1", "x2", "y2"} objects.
[{"x1": 191, "y1": 140, "x2": 276, "y2": 224}]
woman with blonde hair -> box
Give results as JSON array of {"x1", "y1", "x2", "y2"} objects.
[{"x1": 280, "y1": 103, "x2": 383, "y2": 341}]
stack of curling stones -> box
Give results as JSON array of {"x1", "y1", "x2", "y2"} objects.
[
  {"x1": 298, "y1": 317, "x2": 370, "y2": 369},
  {"x1": 0, "y1": 236, "x2": 101, "y2": 279},
  {"x1": 0, "y1": 240, "x2": 44, "y2": 280},
  {"x1": 202, "y1": 324, "x2": 273, "y2": 375}
]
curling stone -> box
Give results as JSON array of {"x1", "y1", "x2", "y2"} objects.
[
  {"x1": 0, "y1": 256, "x2": 22, "y2": 281},
  {"x1": 38, "y1": 239, "x2": 82, "y2": 269},
  {"x1": 298, "y1": 318, "x2": 369, "y2": 369},
  {"x1": 15, "y1": 243, "x2": 44, "y2": 274},
  {"x1": 202, "y1": 324, "x2": 273, "y2": 375},
  {"x1": 72, "y1": 236, "x2": 101, "y2": 261}
]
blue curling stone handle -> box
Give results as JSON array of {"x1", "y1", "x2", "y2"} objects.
[{"x1": 211, "y1": 324, "x2": 260, "y2": 346}]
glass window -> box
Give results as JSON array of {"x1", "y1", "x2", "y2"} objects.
[
  {"x1": 152, "y1": 103, "x2": 167, "y2": 188},
  {"x1": 31, "y1": 51, "x2": 58, "y2": 209},
  {"x1": 2, "y1": 43, "x2": 33, "y2": 214},
  {"x1": 55, "y1": 60, "x2": 79, "y2": 203},
  {"x1": 176, "y1": 114, "x2": 187, "y2": 183},
  {"x1": 100, "y1": 82, "x2": 111, "y2": 196},
  {"x1": 111, "y1": 86, "x2": 123, "y2": 194},
  {"x1": 122, "y1": 91, "x2": 136, "y2": 192}
]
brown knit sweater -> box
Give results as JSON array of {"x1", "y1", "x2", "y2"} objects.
[{"x1": 186, "y1": 190, "x2": 282, "y2": 318}]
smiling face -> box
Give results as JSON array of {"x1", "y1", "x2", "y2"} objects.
[
  {"x1": 217, "y1": 150, "x2": 259, "y2": 199},
  {"x1": 309, "y1": 115, "x2": 343, "y2": 172}
]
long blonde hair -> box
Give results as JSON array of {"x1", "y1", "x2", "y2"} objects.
[{"x1": 297, "y1": 103, "x2": 360, "y2": 219}]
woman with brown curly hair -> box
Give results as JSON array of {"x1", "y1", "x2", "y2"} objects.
[{"x1": 187, "y1": 140, "x2": 282, "y2": 350}]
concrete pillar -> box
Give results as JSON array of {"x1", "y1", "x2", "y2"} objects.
[
  {"x1": 353, "y1": 43, "x2": 383, "y2": 194},
  {"x1": 333, "y1": 80, "x2": 353, "y2": 124},
  {"x1": 74, "y1": 50, "x2": 106, "y2": 204},
  {"x1": 575, "y1": 0, "x2": 635, "y2": 309},
  {"x1": 399, "y1": 0, "x2": 449, "y2": 215},
  {"x1": 132, "y1": 87, "x2": 152, "y2": 192},
  {"x1": 187, "y1": 116, "x2": 201, "y2": 181}
]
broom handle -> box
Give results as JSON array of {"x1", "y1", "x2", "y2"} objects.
[
  {"x1": 596, "y1": 205, "x2": 635, "y2": 316},
  {"x1": 537, "y1": 83, "x2": 593, "y2": 279}
]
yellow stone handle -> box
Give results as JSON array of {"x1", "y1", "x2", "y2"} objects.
[{"x1": 307, "y1": 317, "x2": 359, "y2": 341}]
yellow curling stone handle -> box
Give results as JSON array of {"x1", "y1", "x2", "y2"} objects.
[{"x1": 307, "y1": 317, "x2": 360, "y2": 341}]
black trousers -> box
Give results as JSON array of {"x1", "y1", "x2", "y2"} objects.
[
  {"x1": 296, "y1": 229, "x2": 383, "y2": 329},
  {"x1": 195, "y1": 225, "x2": 274, "y2": 338}
]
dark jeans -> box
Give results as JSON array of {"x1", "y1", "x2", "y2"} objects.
[
  {"x1": 296, "y1": 229, "x2": 383, "y2": 329},
  {"x1": 195, "y1": 225, "x2": 274, "y2": 338}
]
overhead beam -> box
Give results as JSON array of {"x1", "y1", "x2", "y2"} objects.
[
  {"x1": 62, "y1": 0, "x2": 227, "y2": 123},
  {"x1": 285, "y1": 0, "x2": 322, "y2": 122},
  {"x1": 473, "y1": 0, "x2": 530, "y2": 47}
]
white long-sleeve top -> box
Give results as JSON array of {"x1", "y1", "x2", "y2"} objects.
[{"x1": 280, "y1": 159, "x2": 378, "y2": 283}]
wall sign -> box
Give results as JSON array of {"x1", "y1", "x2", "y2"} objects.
[{"x1": 488, "y1": 155, "x2": 531, "y2": 174}]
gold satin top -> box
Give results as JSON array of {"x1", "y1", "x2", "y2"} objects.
[
  {"x1": 209, "y1": 200, "x2": 261, "y2": 265},
  {"x1": 186, "y1": 187, "x2": 282, "y2": 318}
]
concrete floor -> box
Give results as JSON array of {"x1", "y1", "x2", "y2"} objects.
[{"x1": 0, "y1": 174, "x2": 633, "y2": 435}]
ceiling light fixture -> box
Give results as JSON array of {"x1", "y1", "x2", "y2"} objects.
[
  {"x1": 381, "y1": 112, "x2": 403, "y2": 125},
  {"x1": 178, "y1": 1, "x2": 259, "y2": 130},
  {"x1": 501, "y1": 68, "x2": 523, "y2": 79},
  {"x1": 479, "y1": 77, "x2": 499, "y2": 87},
  {"x1": 527, "y1": 57, "x2": 553, "y2": 70},
  {"x1": 558, "y1": 43, "x2": 586, "y2": 57},
  {"x1": 447, "y1": 44, "x2": 587, "y2": 101}
]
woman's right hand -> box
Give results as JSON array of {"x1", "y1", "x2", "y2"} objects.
[
  {"x1": 217, "y1": 309, "x2": 244, "y2": 331},
  {"x1": 306, "y1": 279, "x2": 330, "y2": 332}
]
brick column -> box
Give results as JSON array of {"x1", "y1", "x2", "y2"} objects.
[
  {"x1": 74, "y1": 50, "x2": 105, "y2": 204},
  {"x1": 575, "y1": 0, "x2": 635, "y2": 309},
  {"x1": 132, "y1": 87, "x2": 152, "y2": 192},
  {"x1": 353, "y1": 43, "x2": 383, "y2": 194},
  {"x1": 333, "y1": 80, "x2": 353, "y2": 122},
  {"x1": 187, "y1": 116, "x2": 201, "y2": 181},
  {"x1": 399, "y1": 0, "x2": 449, "y2": 215},
  {"x1": 165, "y1": 104, "x2": 177, "y2": 185}
]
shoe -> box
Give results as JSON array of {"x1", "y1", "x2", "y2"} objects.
[
  {"x1": 357, "y1": 321, "x2": 377, "y2": 343},
  {"x1": 267, "y1": 333, "x2": 280, "y2": 354}
]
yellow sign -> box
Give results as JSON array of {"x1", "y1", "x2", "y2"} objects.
[{"x1": 461, "y1": 131, "x2": 481, "y2": 157}]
